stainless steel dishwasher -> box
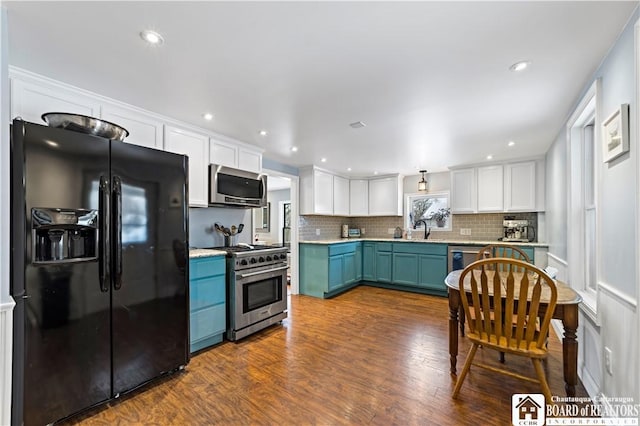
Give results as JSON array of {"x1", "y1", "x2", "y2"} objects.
[{"x1": 447, "y1": 245, "x2": 482, "y2": 272}]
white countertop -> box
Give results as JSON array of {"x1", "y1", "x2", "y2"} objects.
[
  {"x1": 299, "y1": 238, "x2": 548, "y2": 248},
  {"x1": 189, "y1": 249, "x2": 228, "y2": 258}
]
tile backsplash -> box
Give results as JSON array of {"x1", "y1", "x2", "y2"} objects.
[{"x1": 299, "y1": 212, "x2": 538, "y2": 241}]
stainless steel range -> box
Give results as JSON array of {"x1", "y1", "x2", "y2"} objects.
[{"x1": 215, "y1": 244, "x2": 289, "y2": 341}]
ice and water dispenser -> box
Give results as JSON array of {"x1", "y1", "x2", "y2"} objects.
[{"x1": 32, "y1": 208, "x2": 99, "y2": 263}]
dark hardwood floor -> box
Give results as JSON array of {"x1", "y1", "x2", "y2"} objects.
[{"x1": 68, "y1": 286, "x2": 587, "y2": 425}]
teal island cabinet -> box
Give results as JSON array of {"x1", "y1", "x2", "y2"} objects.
[
  {"x1": 189, "y1": 254, "x2": 226, "y2": 353},
  {"x1": 300, "y1": 242, "x2": 361, "y2": 298}
]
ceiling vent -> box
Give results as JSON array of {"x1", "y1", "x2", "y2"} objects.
[{"x1": 349, "y1": 121, "x2": 366, "y2": 129}]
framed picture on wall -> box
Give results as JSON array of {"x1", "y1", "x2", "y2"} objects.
[{"x1": 602, "y1": 103, "x2": 629, "y2": 163}]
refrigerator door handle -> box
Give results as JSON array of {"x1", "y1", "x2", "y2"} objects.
[
  {"x1": 99, "y1": 175, "x2": 110, "y2": 292},
  {"x1": 113, "y1": 175, "x2": 123, "y2": 290}
]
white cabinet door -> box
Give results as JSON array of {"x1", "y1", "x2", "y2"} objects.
[
  {"x1": 164, "y1": 125, "x2": 209, "y2": 207},
  {"x1": 369, "y1": 176, "x2": 402, "y2": 216},
  {"x1": 238, "y1": 148, "x2": 262, "y2": 173},
  {"x1": 477, "y1": 165, "x2": 503, "y2": 212},
  {"x1": 333, "y1": 175, "x2": 350, "y2": 216},
  {"x1": 210, "y1": 139, "x2": 238, "y2": 168},
  {"x1": 313, "y1": 169, "x2": 334, "y2": 215},
  {"x1": 450, "y1": 168, "x2": 477, "y2": 213},
  {"x1": 504, "y1": 161, "x2": 536, "y2": 211},
  {"x1": 11, "y1": 78, "x2": 101, "y2": 123},
  {"x1": 349, "y1": 179, "x2": 369, "y2": 216},
  {"x1": 101, "y1": 104, "x2": 163, "y2": 149}
]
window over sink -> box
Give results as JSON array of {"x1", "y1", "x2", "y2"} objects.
[{"x1": 405, "y1": 191, "x2": 451, "y2": 232}]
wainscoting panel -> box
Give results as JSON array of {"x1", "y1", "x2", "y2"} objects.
[{"x1": 0, "y1": 300, "x2": 15, "y2": 426}]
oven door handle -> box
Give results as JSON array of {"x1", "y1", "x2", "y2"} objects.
[{"x1": 237, "y1": 265, "x2": 288, "y2": 279}]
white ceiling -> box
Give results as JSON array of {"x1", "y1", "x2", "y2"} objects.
[{"x1": 4, "y1": 1, "x2": 637, "y2": 176}]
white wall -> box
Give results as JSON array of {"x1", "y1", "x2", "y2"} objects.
[
  {"x1": 0, "y1": 6, "x2": 14, "y2": 425},
  {"x1": 545, "y1": 9, "x2": 639, "y2": 403}
]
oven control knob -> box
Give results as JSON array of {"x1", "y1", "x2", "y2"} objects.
[
  {"x1": 266, "y1": 256, "x2": 272, "y2": 261},
  {"x1": 250, "y1": 258, "x2": 257, "y2": 264},
  {"x1": 280, "y1": 254, "x2": 287, "y2": 260},
  {"x1": 258, "y1": 256, "x2": 265, "y2": 263},
  {"x1": 240, "y1": 259, "x2": 248, "y2": 266}
]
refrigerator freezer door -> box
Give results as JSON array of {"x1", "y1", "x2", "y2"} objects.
[
  {"x1": 13, "y1": 121, "x2": 111, "y2": 426},
  {"x1": 110, "y1": 142, "x2": 189, "y2": 395}
]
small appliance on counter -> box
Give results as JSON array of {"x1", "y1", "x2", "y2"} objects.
[
  {"x1": 342, "y1": 224, "x2": 349, "y2": 238},
  {"x1": 502, "y1": 217, "x2": 535, "y2": 242},
  {"x1": 348, "y1": 228, "x2": 361, "y2": 238}
]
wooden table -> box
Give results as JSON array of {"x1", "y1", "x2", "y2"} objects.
[{"x1": 445, "y1": 270, "x2": 582, "y2": 396}]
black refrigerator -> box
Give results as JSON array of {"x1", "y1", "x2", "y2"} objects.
[{"x1": 10, "y1": 119, "x2": 190, "y2": 425}]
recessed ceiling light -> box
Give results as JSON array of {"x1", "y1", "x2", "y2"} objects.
[
  {"x1": 373, "y1": 171, "x2": 378, "y2": 175},
  {"x1": 140, "y1": 30, "x2": 164, "y2": 45},
  {"x1": 259, "y1": 130, "x2": 268, "y2": 136},
  {"x1": 509, "y1": 60, "x2": 530, "y2": 72},
  {"x1": 347, "y1": 167, "x2": 352, "y2": 172},
  {"x1": 203, "y1": 113, "x2": 213, "y2": 121},
  {"x1": 349, "y1": 121, "x2": 366, "y2": 129},
  {"x1": 291, "y1": 146, "x2": 298, "y2": 152},
  {"x1": 486, "y1": 155, "x2": 493, "y2": 160},
  {"x1": 508, "y1": 141, "x2": 515, "y2": 147},
  {"x1": 321, "y1": 158, "x2": 327, "y2": 163}
]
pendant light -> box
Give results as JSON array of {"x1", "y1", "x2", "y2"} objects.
[{"x1": 418, "y1": 170, "x2": 427, "y2": 191}]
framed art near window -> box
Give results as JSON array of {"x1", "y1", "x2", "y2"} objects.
[{"x1": 602, "y1": 103, "x2": 629, "y2": 163}]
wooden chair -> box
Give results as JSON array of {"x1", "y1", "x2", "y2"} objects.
[
  {"x1": 465, "y1": 244, "x2": 534, "y2": 362},
  {"x1": 451, "y1": 258, "x2": 557, "y2": 403}
]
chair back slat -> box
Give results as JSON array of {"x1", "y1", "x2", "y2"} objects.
[{"x1": 459, "y1": 258, "x2": 558, "y2": 352}]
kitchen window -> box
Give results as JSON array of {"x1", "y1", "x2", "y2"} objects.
[{"x1": 405, "y1": 191, "x2": 451, "y2": 232}]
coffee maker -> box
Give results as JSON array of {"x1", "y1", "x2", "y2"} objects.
[{"x1": 502, "y1": 217, "x2": 535, "y2": 242}]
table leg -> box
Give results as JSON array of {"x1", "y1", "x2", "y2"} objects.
[
  {"x1": 449, "y1": 289, "x2": 460, "y2": 375},
  {"x1": 562, "y1": 304, "x2": 579, "y2": 397}
]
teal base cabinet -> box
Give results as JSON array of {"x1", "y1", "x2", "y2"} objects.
[
  {"x1": 189, "y1": 256, "x2": 226, "y2": 353},
  {"x1": 362, "y1": 242, "x2": 376, "y2": 281},
  {"x1": 386, "y1": 243, "x2": 448, "y2": 295},
  {"x1": 300, "y1": 242, "x2": 360, "y2": 298},
  {"x1": 375, "y1": 243, "x2": 393, "y2": 283}
]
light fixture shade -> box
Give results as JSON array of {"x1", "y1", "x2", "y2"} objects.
[{"x1": 418, "y1": 170, "x2": 427, "y2": 191}]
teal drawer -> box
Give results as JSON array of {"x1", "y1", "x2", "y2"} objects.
[
  {"x1": 190, "y1": 275, "x2": 225, "y2": 311},
  {"x1": 376, "y1": 242, "x2": 393, "y2": 252},
  {"x1": 190, "y1": 304, "x2": 226, "y2": 342},
  {"x1": 393, "y1": 243, "x2": 447, "y2": 256},
  {"x1": 328, "y1": 242, "x2": 358, "y2": 256},
  {"x1": 190, "y1": 256, "x2": 225, "y2": 280}
]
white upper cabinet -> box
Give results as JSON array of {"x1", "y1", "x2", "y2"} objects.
[
  {"x1": 238, "y1": 148, "x2": 262, "y2": 173},
  {"x1": 368, "y1": 175, "x2": 403, "y2": 216},
  {"x1": 164, "y1": 125, "x2": 210, "y2": 207},
  {"x1": 504, "y1": 161, "x2": 536, "y2": 212},
  {"x1": 10, "y1": 77, "x2": 101, "y2": 123},
  {"x1": 210, "y1": 138, "x2": 262, "y2": 173},
  {"x1": 101, "y1": 103, "x2": 163, "y2": 149},
  {"x1": 450, "y1": 168, "x2": 477, "y2": 213},
  {"x1": 349, "y1": 179, "x2": 369, "y2": 216},
  {"x1": 477, "y1": 165, "x2": 504, "y2": 212},
  {"x1": 333, "y1": 175, "x2": 350, "y2": 216},
  {"x1": 209, "y1": 138, "x2": 237, "y2": 168},
  {"x1": 299, "y1": 167, "x2": 334, "y2": 215}
]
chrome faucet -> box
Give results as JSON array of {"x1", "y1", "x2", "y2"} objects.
[{"x1": 413, "y1": 220, "x2": 431, "y2": 240}]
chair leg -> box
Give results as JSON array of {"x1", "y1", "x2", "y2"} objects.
[
  {"x1": 459, "y1": 307, "x2": 465, "y2": 336},
  {"x1": 532, "y1": 358, "x2": 552, "y2": 403},
  {"x1": 499, "y1": 351, "x2": 505, "y2": 363},
  {"x1": 452, "y1": 343, "x2": 479, "y2": 398}
]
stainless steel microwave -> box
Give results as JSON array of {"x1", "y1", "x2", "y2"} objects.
[{"x1": 209, "y1": 164, "x2": 267, "y2": 208}]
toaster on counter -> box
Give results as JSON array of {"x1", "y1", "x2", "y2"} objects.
[{"x1": 348, "y1": 228, "x2": 361, "y2": 238}]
